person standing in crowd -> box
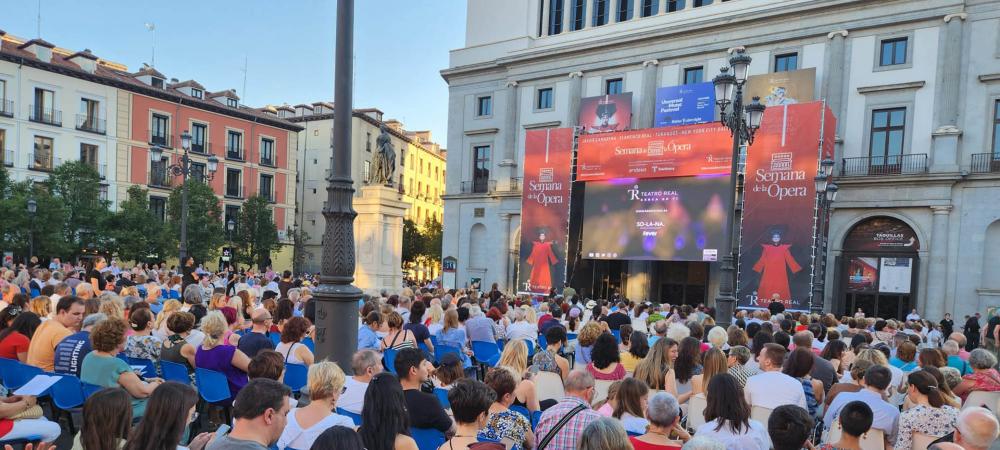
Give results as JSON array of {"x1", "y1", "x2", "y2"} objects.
[
  {"x1": 181, "y1": 256, "x2": 199, "y2": 293},
  {"x1": 534, "y1": 370, "x2": 602, "y2": 449},
  {"x1": 206, "y1": 379, "x2": 291, "y2": 450},
  {"x1": 26, "y1": 296, "x2": 85, "y2": 371},
  {"x1": 744, "y1": 343, "x2": 807, "y2": 410},
  {"x1": 964, "y1": 313, "x2": 981, "y2": 351},
  {"x1": 395, "y1": 347, "x2": 453, "y2": 435},
  {"x1": 340, "y1": 350, "x2": 382, "y2": 415},
  {"x1": 941, "y1": 313, "x2": 955, "y2": 338},
  {"x1": 88, "y1": 257, "x2": 108, "y2": 295}
]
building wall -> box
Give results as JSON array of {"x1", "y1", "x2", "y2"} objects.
[{"x1": 442, "y1": 0, "x2": 1000, "y2": 318}]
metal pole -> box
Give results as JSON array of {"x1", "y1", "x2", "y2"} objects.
[
  {"x1": 811, "y1": 196, "x2": 829, "y2": 314},
  {"x1": 179, "y1": 148, "x2": 189, "y2": 262},
  {"x1": 313, "y1": 0, "x2": 362, "y2": 373},
  {"x1": 714, "y1": 83, "x2": 744, "y2": 329}
]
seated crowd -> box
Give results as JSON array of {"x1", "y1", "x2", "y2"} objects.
[{"x1": 2, "y1": 260, "x2": 1000, "y2": 450}]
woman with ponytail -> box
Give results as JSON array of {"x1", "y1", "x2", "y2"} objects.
[{"x1": 894, "y1": 370, "x2": 959, "y2": 450}]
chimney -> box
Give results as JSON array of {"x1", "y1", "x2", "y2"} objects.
[
  {"x1": 66, "y1": 48, "x2": 99, "y2": 74},
  {"x1": 18, "y1": 39, "x2": 55, "y2": 63}
]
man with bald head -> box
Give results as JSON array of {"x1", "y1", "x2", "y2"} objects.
[
  {"x1": 953, "y1": 407, "x2": 1000, "y2": 450},
  {"x1": 237, "y1": 308, "x2": 275, "y2": 358},
  {"x1": 534, "y1": 370, "x2": 602, "y2": 450},
  {"x1": 950, "y1": 332, "x2": 971, "y2": 360}
]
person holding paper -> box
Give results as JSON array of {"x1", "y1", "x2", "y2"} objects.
[{"x1": 82, "y1": 316, "x2": 163, "y2": 418}]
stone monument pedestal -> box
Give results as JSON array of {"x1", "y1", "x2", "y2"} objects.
[{"x1": 353, "y1": 184, "x2": 410, "y2": 293}]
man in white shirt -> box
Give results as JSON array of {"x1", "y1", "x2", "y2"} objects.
[
  {"x1": 744, "y1": 343, "x2": 807, "y2": 410},
  {"x1": 824, "y1": 365, "x2": 899, "y2": 444},
  {"x1": 506, "y1": 308, "x2": 538, "y2": 344},
  {"x1": 906, "y1": 309, "x2": 921, "y2": 322},
  {"x1": 340, "y1": 350, "x2": 382, "y2": 414}
]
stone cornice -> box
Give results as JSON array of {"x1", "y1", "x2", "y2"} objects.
[
  {"x1": 856, "y1": 81, "x2": 926, "y2": 94},
  {"x1": 464, "y1": 128, "x2": 499, "y2": 136}
]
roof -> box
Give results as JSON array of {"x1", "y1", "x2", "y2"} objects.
[
  {"x1": 293, "y1": 104, "x2": 314, "y2": 110},
  {"x1": 18, "y1": 38, "x2": 55, "y2": 49},
  {"x1": 133, "y1": 64, "x2": 166, "y2": 79},
  {"x1": 168, "y1": 79, "x2": 205, "y2": 90},
  {"x1": 276, "y1": 105, "x2": 295, "y2": 112},
  {"x1": 208, "y1": 90, "x2": 240, "y2": 100},
  {"x1": 0, "y1": 35, "x2": 301, "y2": 131},
  {"x1": 65, "y1": 49, "x2": 98, "y2": 61},
  {"x1": 286, "y1": 109, "x2": 446, "y2": 160}
]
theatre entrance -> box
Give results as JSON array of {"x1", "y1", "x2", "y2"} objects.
[
  {"x1": 584, "y1": 259, "x2": 709, "y2": 305},
  {"x1": 836, "y1": 217, "x2": 920, "y2": 320}
]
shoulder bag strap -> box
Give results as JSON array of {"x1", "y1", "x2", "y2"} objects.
[
  {"x1": 284, "y1": 342, "x2": 297, "y2": 363},
  {"x1": 537, "y1": 403, "x2": 588, "y2": 450}
]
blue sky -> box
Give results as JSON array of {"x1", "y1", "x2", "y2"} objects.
[{"x1": 4, "y1": 0, "x2": 466, "y2": 144}]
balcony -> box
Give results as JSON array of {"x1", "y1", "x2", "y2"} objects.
[
  {"x1": 497, "y1": 177, "x2": 522, "y2": 193},
  {"x1": 149, "y1": 170, "x2": 171, "y2": 188},
  {"x1": 971, "y1": 153, "x2": 1000, "y2": 174},
  {"x1": 460, "y1": 179, "x2": 495, "y2": 194},
  {"x1": 29, "y1": 106, "x2": 62, "y2": 126},
  {"x1": 29, "y1": 152, "x2": 54, "y2": 172},
  {"x1": 260, "y1": 156, "x2": 275, "y2": 167},
  {"x1": 191, "y1": 141, "x2": 212, "y2": 155},
  {"x1": 226, "y1": 146, "x2": 244, "y2": 161},
  {"x1": 0, "y1": 100, "x2": 12, "y2": 117},
  {"x1": 148, "y1": 130, "x2": 172, "y2": 148},
  {"x1": 2, "y1": 149, "x2": 12, "y2": 167},
  {"x1": 840, "y1": 154, "x2": 928, "y2": 177},
  {"x1": 75, "y1": 115, "x2": 106, "y2": 135}
]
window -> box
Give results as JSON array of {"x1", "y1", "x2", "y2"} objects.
[
  {"x1": 476, "y1": 96, "x2": 492, "y2": 117},
  {"x1": 224, "y1": 205, "x2": 240, "y2": 232},
  {"x1": 259, "y1": 174, "x2": 274, "y2": 201},
  {"x1": 593, "y1": 0, "x2": 610, "y2": 26},
  {"x1": 0, "y1": 129, "x2": 5, "y2": 166},
  {"x1": 536, "y1": 88, "x2": 554, "y2": 110},
  {"x1": 992, "y1": 100, "x2": 1000, "y2": 155},
  {"x1": 32, "y1": 136, "x2": 53, "y2": 170},
  {"x1": 227, "y1": 130, "x2": 243, "y2": 159},
  {"x1": 32, "y1": 88, "x2": 57, "y2": 124},
  {"x1": 0, "y1": 80, "x2": 8, "y2": 116},
  {"x1": 667, "y1": 0, "x2": 683, "y2": 12},
  {"x1": 226, "y1": 98, "x2": 238, "y2": 108},
  {"x1": 869, "y1": 108, "x2": 906, "y2": 165},
  {"x1": 190, "y1": 162, "x2": 206, "y2": 183},
  {"x1": 226, "y1": 168, "x2": 242, "y2": 197},
  {"x1": 880, "y1": 37, "x2": 908, "y2": 66},
  {"x1": 683, "y1": 67, "x2": 704, "y2": 85},
  {"x1": 693, "y1": 0, "x2": 711, "y2": 6},
  {"x1": 570, "y1": 0, "x2": 586, "y2": 30},
  {"x1": 191, "y1": 123, "x2": 207, "y2": 153},
  {"x1": 774, "y1": 53, "x2": 798, "y2": 72},
  {"x1": 472, "y1": 145, "x2": 491, "y2": 193},
  {"x1": 80, "y1": 143, "x2": 99, "y2": 173},
  {"x1": 549, "y1": 0, "x2": 564, "y2": 35},
  {"x1": 151, "y1": 77, "x2": 164, "y2": 89},
  {"x1": 640, "y1": 0, "x2": 658, "y2": 17},
  {"x1": 260, "y1": 138, "x2": 275, "y2": 165},
  {"x1": 616, "y1": 0, "x2": 633, "y2": 21},
  {"x1": 363, "y1": 160, "x2": 371, "y2": 182},
  {"x1": 366, "y1": 132, "x2": 372, "y2": 152},
  {"x1": 605, "y1": 78, "x2": 623, "y2": 95},
  {"x1": 191, "y1": 88, "x2": 203, "y2": 99},
  {"x1": 150, "y1": 157, "x2": 168, "y2": 186},
  {"x1": 151, "y1": 113, "x2": 169, "y2": 146},
  {"x1": 0, "y1": 79, "x2": 5, "y2": 101},
  {"x1": 149, "y1": 197, "x2": 167, "y2": 222}
]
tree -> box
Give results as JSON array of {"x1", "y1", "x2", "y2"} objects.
[
  {"x1": 233, "y1": 195, "x2": 280, "y2": 270},
  {"x1": 421, "y1": 217, "x2": 443, "y2": 263},
  {"x1": 167, "y1": 180, "x2": 224, "y2": 263},
  {"x1": 402, "y1": 218, "x2": 423, "y2": 264},
  {"x1": 47, "y1": 161, "x2": 112, "y2": 256},
  {"x1": 288, "y1": 226, "x2": 312, "y2": 275},
  {"x1": 0, "y1": 167, "x2": 69, "y2": 260},
  {"x1": 107, "y1": 185, "x2": 173, "y2": 263}
]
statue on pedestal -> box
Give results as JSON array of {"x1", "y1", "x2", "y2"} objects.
[{"x1": 367, "y1": 124, "x2": 396, "y2": 186}]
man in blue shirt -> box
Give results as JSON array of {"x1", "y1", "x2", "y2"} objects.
[
  {"x1": 54, "y1": 313, "x2": 105, "y2": 377},
  {"x1": 238, "y1": 309, "x2": 275, "y2": 358},
  {"x1": 824, "y1": 365, "x2": 900, "y2": 444},
  {"x1": 357, "y1": 311, "x2": 382, "y2": 351}
]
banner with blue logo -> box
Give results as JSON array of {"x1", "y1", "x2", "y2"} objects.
[{"x1": 654, "y1": 82, "x2": 715, "y2": 127}]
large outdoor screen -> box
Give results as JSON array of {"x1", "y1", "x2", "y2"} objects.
[{"x1": 581, "y1": 176, "x2": 730, "y2": 261}]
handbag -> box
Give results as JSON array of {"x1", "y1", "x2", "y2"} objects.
[{"x1": 11, "y1": 404, "x2": 43, "y2": 420}]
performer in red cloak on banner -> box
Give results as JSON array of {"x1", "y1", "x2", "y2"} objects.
[
  {"x1": 752, "y1": 229, "x2": 802, "y2": 305},
  {"x1": 525, "y1": 228, "x2": 558, "y2": 293}
]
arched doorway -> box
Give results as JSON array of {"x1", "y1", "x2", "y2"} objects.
[{"x1": 839, "y1": 216, "x2": 920, "y2": 320}]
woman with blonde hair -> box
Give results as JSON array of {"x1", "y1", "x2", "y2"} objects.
[
  {"x1": 575, "y1": 321, "x2": 604, "y2": 366},
  {"x1": 195, "y1": 310, "x2": 250, "y2": 396},
  {"x1": 496, "y1": 340, "x2": 541, "y2": 411},
  {"x1": 209, "y1": 292, "x2": 228, "y2": 311},
  {"x1": 426, "y1": 303, "x2": 444, "y2": 336},
  {"x1": 28, "y1": 296, "x2": 51, "y2": 319},
  {"x1": 277, "y1": 361, "x2": 354, "y2": 450},
  {"x1": 119, "y1": 285, "x2": 139, "y2": 299},
  {"x1": 521, "y1": 305, "x2": 537, "y2": 325},
  {"x1": 153, "y1": 299, "x2": 182, "y2": 340},
  {"x1": 579, "y1": 417, "x2": 633, "y2": 450},
  {"x1": 634, "y1": 338, "x2": 680, "y2": 393}
]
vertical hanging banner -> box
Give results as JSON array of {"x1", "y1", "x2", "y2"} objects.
[
  {"x1": 517, "y1": 128, "x2": 575, "y2": 296},
  {"x1": 737, "y1": 101, "x2": 835, "y2": 311}
]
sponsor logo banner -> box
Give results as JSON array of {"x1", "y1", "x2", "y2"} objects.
[
  {"x1": 576, "y1": 123, "x2": 733, "y2": 181},
  {"x1": 654, "y1": 82, "x2": 716, "y2": 127}
]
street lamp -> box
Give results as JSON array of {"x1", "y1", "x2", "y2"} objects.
[
  {"x1": 151, "y1": 130, "x2": 220, "y2": 262},
  {"x1": 811, "y1": 158, "x2": 837, "y2": 313},
  {"x1": 26, "y1": 199, "x2": 37, "y2": 266},
  {"x1": 712, "y1": 48, "x2": 766, "y2": 327}
]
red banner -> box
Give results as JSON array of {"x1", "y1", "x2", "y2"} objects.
[
  {"x1": 737, "y1": 102, "x2": 835, "y2": 311},
  {"x1": 576, "y1": 124, "x2": 734, "y2": 181},
  {"x1": 517, "y1": 128, "x2": 575, "y2": 296}
]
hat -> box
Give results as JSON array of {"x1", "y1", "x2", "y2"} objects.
[
  {"x1": 585, "y1": 300, "x2": 597, "y2": 310},
  {"x1": 83, "y1": 313, "x2": 107, "y2": 328}
]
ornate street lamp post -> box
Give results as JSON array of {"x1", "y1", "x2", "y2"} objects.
[
  {"x1": 811, "y1": 158, "x2": 838, "y2": 313},
  {"x1": 150, "y1": 130, "x2": 219, "y2": 262},
  {"x1": 712, "y1": 49, "x2": 766, "y2": 327},
  {"x1": 27, "y1": 199, "x2": 37, "y2": 266}
]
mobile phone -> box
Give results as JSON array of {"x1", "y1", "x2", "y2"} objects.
[{"x1": 215, "y1": 424, "x2": 231, "y2": 438}]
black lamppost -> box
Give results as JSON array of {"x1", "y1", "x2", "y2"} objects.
[
  {"x1": 712, "y1": 49, "x2": 766, "y2": 327},
  {"x1": 811, "y1": 159, "x2": 838, "y2": 313},
  {"x1": 227, "y1": 219, "x2": 236, "y2": 240},
  {"x1": 26, "y1": 199, "x2": 37, "y2": 266},
  {"x1": 151, "y1": 130, "x2": 219, "y2": 262},
  {"x1": 312, "y1": 0, "x2": 362, "y2": 373}
]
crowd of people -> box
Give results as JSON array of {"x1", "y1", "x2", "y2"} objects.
[{"x1": 1, "y1": 257, "x2": 1000, "y2": 450}]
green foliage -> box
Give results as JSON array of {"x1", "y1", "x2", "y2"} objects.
[
  {"x1": 402, "y1": 216, "x2": 444, "y2": 268},
  {"x1": 107, "y1": 185, "x2": 173, "y2": 263},
  {"x1": 402, "y1": 218, "x2": 422, "y2": 264},
  {"x1": 0, "y1": 166, "x2": 70, "y2": 259},
  {"x1": 47, "y1": 161, "x2": 113, "y2": 255},
  {"x1": 233, "y1": 195, "x2": 280, "y2": 270},
  {"x1": 288, "y1": 226, "x2": 312, "y2": 275},
  {"x1": 421, "y1": 217, "x2": 443, "y2": 263},
  {"x1": 167, "y1": 180, "x2": 223, "y2": 263}
]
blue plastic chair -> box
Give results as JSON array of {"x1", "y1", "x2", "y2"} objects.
[
  {"x1": 627, "y1": 430, "x2": 642, "y2": 437},
  {"x1": 496, "y1": 339, "x2": 506, "y2": 351},
  {"x1": 510, "y1": 405, "x2": 531, "y2": 424},
  {"x1": 433, "y1": 387, "x2": 451, "y2": 409},
  {"x1": 523, "y1": 340, "x2": 536, "y2": 360},
  {"x1": 284, "y1": 363, "x2": 308, "y2": 394},
  {"x1": 269, "y1": 332, "x2": 282, "y2": 346},
  {"x1": 1, "y1": 360, "x2": 40, "y2": 391},
  {"x1": 610, "y1": 329, "x2": 621, "y2": 343},
  {"x1": 538, "y1": 334, "x2": 548, "y2": 349},
  {"x1": 531, "y1": 410, "x2": 542, "y2": 430},
  {"x1": 149, "y1": 302, "x2": 164, "y2": 315},
  {"x1": 169, "y1": 290, "x2": 182, "y2": 299},
  {"x1": 48, "y1": 373, "x2": 85, "y2": 433},
  {"x1": 29, "y1": 288, "x2": 41, "y2": 298},
  {"x1": 410, "y1": 427, "x2": 445, "y2": 450},
  {"x1": 429, "y1": 335, "x2": 438, "y2": 348},
  {"x1": 81, "y1": 382, "x2": 103, "y2": 399},
  {"x1": 336, "y1": 407, "x2": 362, "y2": 426},
  {"x1": 435, "y1": 344, "x2": 462, "y2": 364},
  {"x1": 471, "y1": 341, "x2": 501, "y2": 368},
  {"x1": 0, "y1": 358, "x2": 22, "y2": 388},
  {"x1": 567, "y1": 333, "x2": 578, "y2": 341},
  {"x1": 125, "y1": 357, "x2": 157, "y2": 378},
  {"x1": 160, "y1": 360, "x2": 191, "y2": 384},
  {"x1": 195, "y1": 368, "x2": 233, "y2": 424},
  {"x1": 302, "y1": 337, "x2": 315, "y2": 352},
  {"x1": 383, "y1": 348, "x2": 399, "y2": 374}
]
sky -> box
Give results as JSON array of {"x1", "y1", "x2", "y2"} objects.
[{"x1": 3, "y1": 0, "x2": 467, "y2": 145}]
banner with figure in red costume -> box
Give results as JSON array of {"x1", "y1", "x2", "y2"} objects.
[
  {"x1": 737, "y1": 102, "x2": 835, "y2": 311},
  {"x1": 517, "y1": 128, "x2": 575, "y2": 296}
]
